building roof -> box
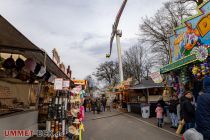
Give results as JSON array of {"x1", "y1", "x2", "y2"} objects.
[
  {"x1": 0, "y1": 15, "x2": 68, "y2": 79},
  {"x1": 129, "y1": 79, "x2": 164, "y2": 90}
]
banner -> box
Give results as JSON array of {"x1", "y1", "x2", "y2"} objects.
[
  {"x1": 73, "y1": 80, "x2": 87, "y2": 85},
  {"x1": 150, "y1": 72, "x2": 163, "y2": 83}
]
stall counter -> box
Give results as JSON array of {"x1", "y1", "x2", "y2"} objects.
[{"x1": 127, "y1": 102, "x2": 141, "y2": 114}]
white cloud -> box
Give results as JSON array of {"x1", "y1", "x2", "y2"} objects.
[{"x1": 0, "y1": 0, "x2": 168, "y2": 79}]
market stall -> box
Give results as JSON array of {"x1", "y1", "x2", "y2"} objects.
[
  {"x1": 160, "y1": 1, "x2": 210, "y2": 100},
  {"x1": 127, "y1": 79, "x2": 167, "y2": 117},
  {"x1": 0, "y1": 15, "x2": 69, "y2": 140}
]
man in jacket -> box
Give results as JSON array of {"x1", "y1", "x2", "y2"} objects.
[
  {"x1": 196, "y1": 76, "x2": 210, "y2": 140},
  {"x1": 182, "y1": 91, "x2": 195, "y2": 131}
]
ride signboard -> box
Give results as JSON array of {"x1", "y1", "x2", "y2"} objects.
[{"x1": 161, "y1": 1, "x2": 210, "y2": 73}]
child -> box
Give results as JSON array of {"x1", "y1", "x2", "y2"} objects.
[{"x1": 156, "y1": 103, "x2": 164, "y2": 128}]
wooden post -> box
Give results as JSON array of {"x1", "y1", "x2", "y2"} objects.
[
  {"x1": 35, "y1": 83, "x2": 42, "y2": 110},
  {"x1": 147, "y1": 88, "x2": 150, "y2": 104}
]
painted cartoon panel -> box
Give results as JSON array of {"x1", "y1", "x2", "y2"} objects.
[{"x1": 170, "y1": 1, "x2": 210, "y2": 63}]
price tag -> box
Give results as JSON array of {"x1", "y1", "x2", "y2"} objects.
[
  {"x1": 54, "y1": 78, "x2": 63, "y2": 90},
  {"x1": 63, "y1": 80, "x2": 70, "y2": 88}
]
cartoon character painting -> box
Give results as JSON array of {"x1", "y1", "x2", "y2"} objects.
[
  {"x1": 170, "y1": 1, "x2": 210, "y2": 63},
  {"x1": 183, "y1": 22, "x2": 201, "y2": 56},
  {"x1": 174, "y1": 33, "x2": 185, "y2": 59},
  {"x1": 172, "y1": 23, "x2": 201, "y2": 61}
]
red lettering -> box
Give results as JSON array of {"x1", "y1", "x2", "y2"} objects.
[
  {"x1": 4, "y1": 130, "x2": 33, "y2": 137},
  {"x1": 27, "y1": 130, "x2": 33, "y2": 136},
  {"x1": 4, "y1": 130, "x2": 9, "y2": 136},
  {"x1": 10, "y1": 130, "x2": 16, "y2": 137},
  {"x1": 17, "y1": 130, "x2": 24, "y2": 136},
  {"x1": 25, "y1": 130, "x2": 32, "y2": 136}
]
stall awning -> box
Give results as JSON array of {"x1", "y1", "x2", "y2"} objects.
[
  {"x1": 0, "y1": 15, "x2": 68, "y2": 79},
  {"x1": 160, "y1": 47, "x2": 210, "y2": 74},
  {"x1": 160, "y1": 54, "x2": 198, "y2": 74},
  {"x1": 129, "y1": 79, "x2": 164, "y2": 90}
]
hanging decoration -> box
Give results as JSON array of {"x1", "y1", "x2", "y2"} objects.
[
  {"x1": 191, "y1": 62, "x2": 210, "y2": 80},
  {"x1": 180, "y1": 67, "x2": 190, "y2": 84},
  {"x1": 190, "y1": 46, "x2": 209, "y2": 62}
]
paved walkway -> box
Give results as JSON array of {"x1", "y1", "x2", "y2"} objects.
[
  {"x1": 83, "y1": 110, "x2": 181, "y2": 140},
  {"x1": 126, "y1": 112, "x2": 178, "y2": 134},
  {"x1": 84, "y1": 110, "x2": 122, "y2": 121}
]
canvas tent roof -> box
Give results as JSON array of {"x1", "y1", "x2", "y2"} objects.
[
  {"x1": 129, "y1": 79, "x2": 164, "y2": 90},
  {"x1": 0, "y1": 15, "x2": 68, "y2": 79}
]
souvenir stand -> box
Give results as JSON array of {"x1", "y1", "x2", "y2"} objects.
[
  {"x1": 0, "y1": 15, "x2": 69, "y2": 140},
  {"x1": 46, "y1": 79, "x2": 85, "y2": 140},
  {"x1": 160, "y1": 1, "x2": 210, "y2": 101},
  {"x1": 67, "y1": 85, "x2": 85, "y2": 140},
  {"x1": 46, "y1": 78, "x2": 70, "y2": 140}
]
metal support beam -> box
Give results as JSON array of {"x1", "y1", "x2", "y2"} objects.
[{"x1": 116, "y1": 30, "x2": 124, "y2": 83}]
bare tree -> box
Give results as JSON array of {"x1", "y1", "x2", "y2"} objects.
[
  {"x1": 175, "y1": 0, "x2": 203, "y2": 6},
  {"x1": 139, "y1": 1, "x2": 196, "y2": 65},
  {"x1": 94, "y1": 61, "x2": 119, "y2": 86},
  {"x1": 123, "y1": 44, "x2": 153, "y2": 84}
]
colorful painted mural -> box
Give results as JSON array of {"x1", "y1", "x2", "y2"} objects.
[{"x1": 170, "y1": 1, "x2": 210, "y2": 63}]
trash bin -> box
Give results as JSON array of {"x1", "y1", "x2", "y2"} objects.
[
  {"x1": 141, "y1": 104, "x2": 150, "y2": 119},
  {"x1": 127, "y1": 103, "x2": 131, "y2": 112}
]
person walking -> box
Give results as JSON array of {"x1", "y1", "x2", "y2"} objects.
[
  {"x1": 96, "y1": 98, "x2": 101, "y2": 114},
  {"x1": 102, "y1": 97, "x2": 107, "y2": 112},
  {"x1": 106, "y1": 97, "x2": 111, "y2": 112},
  {"x1": 91, "y1": 98, "x2": 96, "y2": 114},
  {"x1": 169, "y1": 95, "x2": 179, "y2": 128},
  {"x1": 182, "y1": 91, "x2": 195, "y2": 131},
  {"x1": 157, "y1": 96, "x2": 167, "y2": 116},
  {"x1": 196, "y1": 76, "x2": 210, "y2": 140},
  {"x1": 87, "y1": 99, "x2": 92, "y2": 112},
  {"x1": 155, "y1": 103, "x2": 164, "y2": 128},
  {"x1": 83, "y1": 98, "x2": 87, "y2": 112}
]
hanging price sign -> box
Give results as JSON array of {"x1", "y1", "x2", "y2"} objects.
[
  {"x1": 54, "y1": 78, "x2": 63, "y2": 90},
  {"x1": 63, "y1": 80, "x2": 70, "y2": 88}
]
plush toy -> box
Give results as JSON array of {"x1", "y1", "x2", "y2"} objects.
[
  {"x1": 192, "y1": 66, "x2": 199, "y2": 75},
  {"x1": 202, "y1": 69, "x2": 206, "y2": 75},
  {"x1": 200, "y1": 64, "x2": 205, "y2": 70}
]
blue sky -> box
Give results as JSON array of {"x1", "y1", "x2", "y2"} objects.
[{"x1": 0, "y1": 0, "x2": 168, "y2": 79}]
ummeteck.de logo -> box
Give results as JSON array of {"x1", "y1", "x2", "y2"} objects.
[
  {"x1": 3, "y1": 130, "x2": 66, "y2": 137},
  {"x1": 4, "y1": 130, "x2": 33, "y2": 137}
]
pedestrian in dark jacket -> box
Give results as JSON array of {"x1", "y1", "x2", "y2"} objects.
[
  {"x1": 83, "y1": 98, "x2": 87, "y2": 112},
  {"x1": 180, "y1": 95, "x2": 188, "y2": 120},
  {"x1": 96, "y1": 98, "x2": 101, "y2": 114},
  {"x1": 169, "y1": 95, "x2": 179, "y2": 128},
  {"x1": 196, "y1": 76, "x2": 210, "y2": 140},
  {"x1": 182, "y1": 91, "x2": 195, "y2": 131},
  {"x1": 101, "y1": 97, "x2": 107, "y2": 112},
  {"x1": 91, "y1": 99, "x2": 97, "y2": 114}
]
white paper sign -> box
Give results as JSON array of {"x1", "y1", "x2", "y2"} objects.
[
  {"x1": 63, "y1": 80, "x2": 70, "y2": 88},
  {"x1": 150, "y1": 72, "x2": 163, "y2": 83},
  {"x1": 54, "y1": 78, "x2": 63, "y2": 90}
]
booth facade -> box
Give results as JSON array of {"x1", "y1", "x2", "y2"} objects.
[
  {"x1": 0, "y1": 15, "x2": 69, "y2": 140},
  {"x1": 160, "y1": 1, "x2": 210, "y2": 100}
]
